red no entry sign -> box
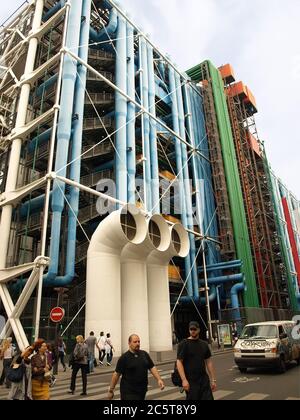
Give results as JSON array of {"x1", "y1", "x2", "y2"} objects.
[{"x1": 50, "y1": 307, "x2": 65, "y2": 323}]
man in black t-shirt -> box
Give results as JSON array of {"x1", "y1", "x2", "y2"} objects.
[
  {"x1": 107, "y1": 335, "x2": 165, "y2": 400},
  {"x1": 177, "y1": 321, "x2": 217, "y2": 401}
]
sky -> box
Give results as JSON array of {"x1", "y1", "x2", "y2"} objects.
[{"x1": 1, "y1": 0, "x2": 300, "y2": 198}]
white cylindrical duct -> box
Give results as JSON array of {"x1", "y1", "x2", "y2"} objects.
[
  {"x1": 86, "y1": 205, "x2": 147, "y2": 356},
  {"x1": 121, "y1": 215, "x2": 171, "y2": 353},
  {"x1": 147, "y1": 223, "x2": 190, "y2": 352}
]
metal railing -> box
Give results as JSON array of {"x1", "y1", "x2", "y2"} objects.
[
  {"x1": 80, "y1": 169, "x2": 114, "y2": 188},
  {"x1": 81, "y1": 141, "x2": 113, "y2": 159},
  {"x1": 83, "y1": 117, "x2": 113, "y2": 131},
  {"x1": 85, "y1": 92, "x2": 114, "y2": 105}
]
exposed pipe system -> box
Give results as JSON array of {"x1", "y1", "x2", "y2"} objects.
[
  {"x1": 45, "y1": 0, "x2": 83, "y2": 283},
  {"x1": 168, "y1": 64, "x2": 193, "y2": 297},
  {"x1": 2, "y1": 0, "x2": 298, "y2": 352},
  {"x1": 47, "y1": 0, "x2": 92, "y2": 287}
]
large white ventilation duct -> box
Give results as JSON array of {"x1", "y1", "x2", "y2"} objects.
[
  {"x1": 86, "y1": 205, "x2": 147, "y2": 355},
  {"x1": 121, "y1": 215, "x2": 171, "y2": 353},
  {"x1": 147, "y1": 224, "x2": 190, "y2": 352}
]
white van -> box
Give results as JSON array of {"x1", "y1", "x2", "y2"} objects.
[{"x1": 234, "y1": 321, "x2": 300, "y2": 374}]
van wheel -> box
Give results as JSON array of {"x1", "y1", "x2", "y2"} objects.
[
  {"x1": 239, "y1": 367, "x2": 247, "y2": 374},
  {"x1": 278, "y1": 356, "x2": 286, "y2": 374}
]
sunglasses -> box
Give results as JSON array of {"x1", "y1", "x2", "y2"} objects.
[{"x1": 189, "y1": 328, "x2": 198, "y2": 331}]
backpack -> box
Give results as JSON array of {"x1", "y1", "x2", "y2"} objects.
[
  {"x1": 74, "y1": 344, "x2": 85, "y2": 362},
  {"x1": 6, "y1": 363, "x2": 26, "y2": 383},
  {"x1": 171, "y1": 362, "x2": 182, "y2": 387}
]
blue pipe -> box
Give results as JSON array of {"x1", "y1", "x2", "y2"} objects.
[
  {"x1": 231, "y1": 282, "x2": 245, "y2": 330},
  {"x1": 43, "y1": 0, "x2": 66, "y2": 22},
  {"x1": 94, "y1": 160, "x2": 114, "y2": 173},
  {"x1": 36, "y1": 74, "x2": 58, "y2": 98},
  {"x1": 27, "y1": 128, "x2": 52, "y2": 154},
  {"x1": 158, "y1": 59, "x2": 165, "y2": 81},
  {"x1": 140, "y1": 36, "x2": 152, "y2": 212},
  {"x1": 175, "y1": 72, "x2": 199, "y2": 298},
  {"x1": 20, "y1": 193, "x2": 53, "y2": 219},
  {"x1": 45, "y1": 0, "x2": 91, "y2": 287},
  {"x1": 199, "y1": 274, "x2": 244, "y2": 285},
  {"x1": 198, "y1": 262, "x2": 242, "y2": 273},
  {"x1": 44, "y1": 0, "x2": 83, "y2": 283},
  {"x1": 89, "y1": 8, "x2": 117, "y2": 52},
  {"x1": 115, "y1": 14, "x2": 127, "y2": 206},
  {"x1": 183, "y1": 83, "x2": 204, "y2": 238},
  {"x1": 201, "y1": 260, "x2": 242, "y2": 269},
  {"x1": 147, "y1": 44, "x2": 160, "y2": 214},
  {"x1": 126, "y1": 21, "x2": 136, "y2": 205},
  {"x1": 168, "y1": 65, "x2": 193, "y2": 297},
  {"x1": 181, "y1": 285, "x2": 217, "y2": 305}
]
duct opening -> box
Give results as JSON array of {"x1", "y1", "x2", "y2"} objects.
[
  {"x1": 148, "y1": 220, "x2": 161, "y2": 248},
  {"x1": 120, "y1": 211, "x2": 137, "y2": 241},
  {"x1": 172, "y1": 229, "x2": 181, "y2": 253}
]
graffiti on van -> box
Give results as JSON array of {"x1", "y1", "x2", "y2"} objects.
[{"x1": 292, "y1": 316, "x2": 300, "y2": 340}]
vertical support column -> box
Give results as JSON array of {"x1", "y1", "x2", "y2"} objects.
[
  {"x1": 115, "y1": 14, "x2": 128, "y2": 206},
  {"x1": 147, "y1": 45, "x2": 160, "y2": 214},
  {"x1": 126, "y1": 21, "x2": 136, "y2": 205},
  {"x1": 139, "y1": 36, "x2": 152, "y2": 212}
]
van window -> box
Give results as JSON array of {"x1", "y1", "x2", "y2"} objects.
[{"x1": 240, "y1": 325, "x2": 278, "y2": 339}]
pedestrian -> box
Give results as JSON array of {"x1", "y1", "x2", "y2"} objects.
[
  {"x1": 176, "y1": 321, "x2": 217, "y2": 401},
  {"x1": 0, "y1": 338, "x2": 15, "y2": 388},
  {"x1": 7, "y1": 345, "x2": 34, "y2": 400},
  {"x1": 31, "y1": 339, "x2": 52, "y2": 400},
  {"x1": 107, "y1": 334, "x2": 165, "y2": 401},
  {"x1": 97, "y1": 332, "x2": 106, "y2": 365},
  {"x1": 105, "y1": 333, "x2": 115, "y2": 366},
  {"x1": 85, "y1": 332, "x2": 99, "y2": 373},
  {"x1": 68, "y1": 335, "x2": 89, "y2": 396},
  {"x1": 56, "y1": 337, "x2": 67, "y2": 372}
]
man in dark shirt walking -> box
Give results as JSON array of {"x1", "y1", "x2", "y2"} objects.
[
  {"x1": 177, "y1": 321, "x2": 217, "y2": 400},
  {"x1": 107, "y1": 334, "x2": 165, "y2": 400}
]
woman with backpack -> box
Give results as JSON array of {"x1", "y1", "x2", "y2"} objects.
[
  {"x1": 7, "y1": 345, "x2": 34, "y2": 400},
  {"x1": 68, "y1": 335, "x2": 89, "y2": 396}
]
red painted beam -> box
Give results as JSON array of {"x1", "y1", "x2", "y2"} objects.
[{"x1": 282, "y1": 197, "x2": 300, "y2": 288}]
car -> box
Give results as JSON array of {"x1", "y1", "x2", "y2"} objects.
[{"x1": 234, "y1": 321, "x2": 300, "y2": 374}]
